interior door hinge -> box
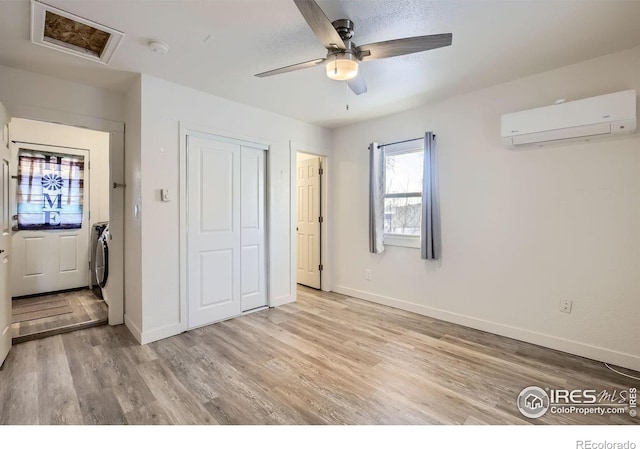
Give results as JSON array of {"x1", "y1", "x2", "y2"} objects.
[
  {"x1": 319, "y1": 168, "x2": 324, "y2": 175},
  {"x1": 319, "y1": 216, "x2": 323, "y2": 223},
  {"x1": 319, "y1": 264, "x2": 323, "y2": 271}
]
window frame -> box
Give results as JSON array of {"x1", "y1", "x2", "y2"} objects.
[{"x1": 382, "y1": 141, "x2": 423, "y2": 249}]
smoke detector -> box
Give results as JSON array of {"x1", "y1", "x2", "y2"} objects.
[
  {"x1": 148, "y1": 40, "x2": 169, "y2": 55},
  {"x1": 31, "y1": 0, "x2": 124, "y2": 64}
]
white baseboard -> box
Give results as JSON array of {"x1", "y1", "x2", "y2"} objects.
[
  {"x1": 139, "y1": 322, "x2": 185, "y2": 345},
  {"x1": 271, "y1": 294, "x2": 295, "y2": 308},
  {"x1": 124, "y1": 314, "x2": 142, "y2": 344},
  {"x1": 333, "y1": 285, "x2": 640, "y2": 372},
  {"x1": 124, "y1": 315, "x2": 184, "y2": 345}
]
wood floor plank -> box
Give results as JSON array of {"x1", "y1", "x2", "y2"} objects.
[
  {"x1": 60, "y1": 330, "x2": 130, "y2": 424},
  {"x1": 97, "y1": 345, "x2": 158, "y2": 416},
  {"x1": 125, "y1": 401, "x2": 172, "y2": 425},
  {"x1": 134, "y1": 359, "x2": 218, "y2": 425},
  {"x1": 0, "y1": 340, "x2": 39, "y2": 424},
  {"x1": 34, "y1": 336, "x2": 84, "y2": 424},
  {"x1": 1, "y1": 286, "x2": 638, "y2": 425},
  {"x1": 182, "y1": 333, "x2": 297, "y2": 424}
]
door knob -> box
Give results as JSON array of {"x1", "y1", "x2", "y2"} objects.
[{"x1": 0, "y1": 249, "x2": 4, "y2": 254}]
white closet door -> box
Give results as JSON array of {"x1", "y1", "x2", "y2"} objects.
[
  {"x1": 187, "y1": 136, "x2": 241, "y2": 328},
  {"x1": 240, "y1": 146, "x2": 266, "y2": 312}
]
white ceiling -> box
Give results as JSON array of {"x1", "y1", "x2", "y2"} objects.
[{"x1": 0, "y1": 0, "x2": 639, "y2": 128}]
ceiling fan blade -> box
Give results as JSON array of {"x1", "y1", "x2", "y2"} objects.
[
  {"x1": 255, "y1": 58, "x2": 326, "y2": 77},
  {"x1": 357, "y1": 33, "x2": 452, "y2": 61},
  {"x1": 347, "y1": 76, "x2": 367, "y2": 95},
  {"x1": 293, "y1": 0, "x2": 346, "y2": 51}
]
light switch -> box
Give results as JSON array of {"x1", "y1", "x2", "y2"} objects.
[{"x1": 161, "y1": 189, "x2": 170, "y2": 202}]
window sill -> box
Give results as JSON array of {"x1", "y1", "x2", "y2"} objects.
[{"x1": 384, "y1": 234, "x2": 420, "y2": 249}]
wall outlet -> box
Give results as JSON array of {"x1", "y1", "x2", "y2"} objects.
[
  {"x1": 559, "y1": 299, "x2": 572, "y2": 313},
  {"x1": 365, "y1": 269, "x2": 372, "y2": 281}
]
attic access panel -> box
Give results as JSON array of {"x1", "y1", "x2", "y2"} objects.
[{"x1": 31, "y1": 0, "x2": 124, "y2": 64}]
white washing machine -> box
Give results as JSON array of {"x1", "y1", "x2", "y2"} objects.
[{"x1": 94, "y1": 222, "x2": 109, "y2": 299}]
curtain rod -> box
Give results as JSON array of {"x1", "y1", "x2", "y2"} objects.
[
  {"x1": 372, "y1": 133, "x2": 436, "y2": 150},
  {"x1": 378, "y1": 134, "x2": 438, "y2": 148},
  {"x1": 379, "y1": 137, "x2": 423, "y2": 148}
]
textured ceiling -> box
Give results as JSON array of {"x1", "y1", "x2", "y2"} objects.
[{"x1": 0, "y1": 1, "x2": 639, "y2": 128}]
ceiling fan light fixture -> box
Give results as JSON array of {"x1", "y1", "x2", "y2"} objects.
[{"x1": 326, "y1": 53, "x2": 359, "y2": 81}]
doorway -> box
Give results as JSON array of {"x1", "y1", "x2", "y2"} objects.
[
  {"x1": 8, "y1": 119, "x2": 110, "y2": 342},
  {"x1": 295, "y1": 152, "x2": 325, "y2": 290}
]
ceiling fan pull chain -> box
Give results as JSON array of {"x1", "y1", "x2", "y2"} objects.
[{"x1": 345, "y1": 81, "x2": 350, "y2": 111}]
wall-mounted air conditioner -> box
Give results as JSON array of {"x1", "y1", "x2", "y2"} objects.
[{"x1": 501, "y1": 89, "x2": 637, "y2": 148}]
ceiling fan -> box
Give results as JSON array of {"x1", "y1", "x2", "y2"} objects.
[{"x1": 255, "y1": 0, "x2": 453, "y2": 95}]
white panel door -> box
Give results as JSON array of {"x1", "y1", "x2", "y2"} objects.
[
  {"x1": 11, "y1": 144, "x2": 90, "y2": 297},
  {"x1": 240, "y1": 146, "x2": 266, "y2": 312},
  {"x1": 0, "y1": 101, "x2": 11, "y2": 366},
  {"x1": 296, "y1": 156, "x2": 321, "y2": 289},
  {"x1": 187, "y1": 136, "x2": 241, "y2": 328}
]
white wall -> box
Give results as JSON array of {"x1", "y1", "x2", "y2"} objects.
[
  {"x1": 135, "y1": 74, "x2": 332, "y2": 343},
  {"x1": 331, "y1": 46, "x2": 640, "y2": 371},
  {"x1": 123, "y1": 76, "x2": 143, "y2": 340},
  {"x1": 0, "y1": 65, "x2": 123, "y2": 129}
]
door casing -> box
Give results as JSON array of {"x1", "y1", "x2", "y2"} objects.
[
  {"x1": 296, "y1": 154, "x2": 322, "y2": 289},
  {"x1": 2, "y1": 108, "x2": 125, "y2": 326},
  {"x1": 289, "y1": 142, "x2": 331, "y2": 302}
]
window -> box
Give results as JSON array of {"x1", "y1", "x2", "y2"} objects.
[
  {"x1": 16, "y1": 149, "x2": 85, "y2": 230},
  {"x1": 383, "y1": 144, "x2": 423, "y2": 248}
]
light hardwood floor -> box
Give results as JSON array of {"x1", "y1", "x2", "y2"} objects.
[
  {"x1": 0, "y1": 286, "x2": 637, "y2": 424},
  {"x1": 11, "y1": 288, "x2": 108, "y2": 343}
]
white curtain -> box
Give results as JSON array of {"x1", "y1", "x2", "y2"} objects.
[
  {"x1": 421, "y1": 132, "x2": 441, "y2": 260},
  {"x1": 368, "y1": 142, "x2": 385, "y2": 253},
  {"x1": 16, "y1": 150, "x2": 84, "y2": 230}
]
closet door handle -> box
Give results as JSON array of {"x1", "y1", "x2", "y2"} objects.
[{"x1": 0, "y1": 249, "x2": 5, "y2": 254}]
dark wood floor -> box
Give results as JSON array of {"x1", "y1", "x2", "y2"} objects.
[
  {"x1": 11, "y1": 288, "x2": 108, "y2": 342},
  {"x1": 0, "y1": 286, "x2": 637, "y2": 424}
]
